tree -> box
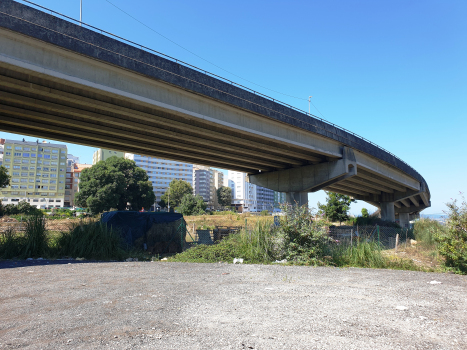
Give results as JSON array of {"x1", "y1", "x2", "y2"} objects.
[
  {"x1": 361, "y1": 208, "x2": 369, "y2": 218},
  {"x1": 216, "y1": 186, "x2": 232, "y2": 209},
  {"x1": 0, "y1": 166, "x2": 10, "y2": 189},
  {"x1": 435, "y1": 195, "x2": 467, "y2": 274},
  {"x1": 160, "y1": 179, "x2": 193, "y2": 209},
  {"x1": 178, "y1": 193, "x2": 207, "y2": 216},
  {"x1": 318, "y1": 192, "x2": 355, "y2": 224},
  {"x1": 75, "y1": 156, "x2": 155, "y2": 213}
]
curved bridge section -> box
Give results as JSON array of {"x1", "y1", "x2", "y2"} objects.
[{"x1": 0, "y1": 0, "x2": 430, "y2": 225}]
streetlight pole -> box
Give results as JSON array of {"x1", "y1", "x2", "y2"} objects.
[{"x1": 308, "y1": 96, "x2": 312, "y2": 115}]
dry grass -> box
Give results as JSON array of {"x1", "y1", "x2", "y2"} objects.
[
  {"x1": 184, "y1": 213, "x2": 274, "y2": 232},
  {"x1": 382, "y1": 242, "x2": 443, "y2": 271}
]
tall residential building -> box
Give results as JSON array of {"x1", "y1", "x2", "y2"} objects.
[
  {"x1": 274, "y1": 192, "x2": 286, "y2": 210},
  {"x1": 227, "y1": 171, "x2": 275, "y2": 212},
  {"x1": 0, "y1": 139, "x2": 67, "y2": 209},
  {"x1": 193, "y1": 166, "x2": 225, "y2": 209},
  {"x1": 72, "y1": 163, "x2": 92, "y2": 207},
  {"x1": 125, "y1": 154, "x2": 193, "y2": 209},
  {"x1": 64, "y1": 154, "x2": 80, "y2": 207},
  {"x1": 92, "y1": 149, "x2": 124, "y2": 164}
]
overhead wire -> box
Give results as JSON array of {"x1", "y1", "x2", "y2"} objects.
[{"x1": 103, "y1": 0, "x2": 312, "y2": 103}]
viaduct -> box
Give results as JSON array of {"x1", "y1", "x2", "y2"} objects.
[{"x1": 0, "y1": 0, "x2": 430, "y2": 226}]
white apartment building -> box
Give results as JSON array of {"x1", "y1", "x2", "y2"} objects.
[
  {"x1": 125, "y1": 154, "x2": 193, "y2": 208},
  {"x1": 226, "y1": 171, "x2": 275, "y2": 212}
]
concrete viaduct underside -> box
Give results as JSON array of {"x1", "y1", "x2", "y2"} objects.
[{"x1": 0, "y1": 0, "x2": 430, "y2": 226}]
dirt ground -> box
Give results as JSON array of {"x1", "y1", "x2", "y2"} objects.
[{"x1": 0, "y1": 261, "x2": 466, "y2": 350}]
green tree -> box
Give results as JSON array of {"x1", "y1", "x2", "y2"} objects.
[
  {"x1": 75, "y1": 156, "x2": 155, "y2": 213},
  {"x1": 318, "y1": 192, "x2": 355, "y2": 224},
  {"x1": 0, "y1": 166, "x2": 10, "y2": 189},
  {"x1": 361, "y1": 208, "x2": 369, "y2": 218},
  {"x1": 435, "y1": 196, "x2": 467, "y2": 274},
  {"x1": 179, "y1": 193, "x2": 207, "y2": 216},
  {"x1": 216, "y1": 186, "x2": 232, "y2": 209},
  {"x1": 160, "y1": 179, "x2": 193, "y2": 209}
]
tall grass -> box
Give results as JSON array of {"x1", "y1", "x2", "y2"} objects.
[
  {"x1": 58, "y1": 221, "x2": 125, "y2": 260},
  {"x1": 22, "y1": 215, "x2": 48, "y2": 258},
  {"x1": 0, "y1": 227, "x2": 23, "y2": 259},
  {"x1": 330, "y1": 241, "x2": 387, "y2": 268},
  {"x1": 413, "y1": 218, "x2": 445, "y2": 247}
]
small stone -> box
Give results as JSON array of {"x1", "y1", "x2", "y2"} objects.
[{"x1": 396, "y1": 306, "x2": 408, "y2": 311}]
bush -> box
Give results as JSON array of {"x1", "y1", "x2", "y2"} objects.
[
  {"x1": 58, "y1": 221, "x2": 125, "y2": 260},
  {"x1": 435, "y1": 197, "x2": 467, "y2": 274},
  {"x1": 0, "y1": 227, "x2": 23, "y2": 259},
  {"x1": 260, "y1": 210, "x2": 269, "y2": 216},
  {"x1": 276, "y1": 204, "x2": 331, "y2": 263},
  {"x1": 414, "y1": 218, "x2": 445, "y2": 246}
]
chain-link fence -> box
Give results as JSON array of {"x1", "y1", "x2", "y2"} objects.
[{"x1": 328, "y1": 225, "x2": 415, "y2": 250}]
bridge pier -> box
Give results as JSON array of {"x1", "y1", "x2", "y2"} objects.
[
  {"x1": 399, "y1": 212, "x2": 410, "y2": 228},
  {"x1": 286, "y1": 192, "x2": 308, "y2": 207},
  {"x1": 380, "y1": 202, "x2": 395, "y2": 222}
]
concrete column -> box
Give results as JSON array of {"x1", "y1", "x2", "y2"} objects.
[
  {"x1": 380, "y1": 202, "x2": 395, "y2": 222},
  {"x1": 286, "y1": 192, "x2": 308, "y2": 207},
  {"x1": 399, "y1": 212, "x2": 410, "y2": 228}
]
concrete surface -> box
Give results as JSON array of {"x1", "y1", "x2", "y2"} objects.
[{"x1": 0, "y1": 261, "x2": 466, "y2": 350}]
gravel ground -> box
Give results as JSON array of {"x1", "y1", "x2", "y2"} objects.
[{"x1": 0, "y1": 261, "x2": 466, "y2": 350}]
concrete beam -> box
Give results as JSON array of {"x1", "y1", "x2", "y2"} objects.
[
  {"x1": 346, "y1": 177, "x2": 394, "y2": 193},
  {"x1": 395, "y1": 202, "x2": 430, "y2": 214},
  {"x1": 400, "y1": 199, "x2": 411, "y2": 207},
  {"x1": 409, "y1": 196, "x2": 420, "y2": 207},
  {"x1": 249, "y1": 147, "x2": 356, "y2": 193},
  {"x1": 338, "y1": 180, "x2": 381, "y2": 195},
  {"x1": 356, "y1": 169, "x2": 407, "y2": 192}
]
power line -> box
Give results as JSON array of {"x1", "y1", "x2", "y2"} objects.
[{"x1": 103, "y1": 0, "x2": 308, "y2": 102}]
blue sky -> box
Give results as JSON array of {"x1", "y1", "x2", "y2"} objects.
[{"x1": 2, "y1": 0, "x2": 466, "y2": 215}]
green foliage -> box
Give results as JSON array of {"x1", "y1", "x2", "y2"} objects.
[
  {"x1": 75, "y1": 156, "x2": 155, "y2": 213},
  {"x1": 0, "y1": 227, "x2": 23, "y2": 259},
  {"x1": 260, "y1": 210, "x2": 269, "y2": 216},
  {"x1": 331, "y1": 241, "x2": 386, "y2": 268},
  {"x1": 435, "y1": 197, "x2": 467, "y2": 274},
  {"x1": 2, "y1": 201, "x2": 42, "y2": 216},
  {"x1": 361, "y1": 208, "x2": 369, "y2": 218},
  {"x1": 0, "y1": 165, "x2": 10, "y2": 189},
  {"x1": 170, "y1": 220, "x2": 276, "y2": 263},
  {"x1": 160, "y1": 179, "x2": 193, "y2": 209},
  {"x1": 277, "y1": 204, "x2": 332, "y2": 263},
  {"x1": 414, "y1": 218, "x2": 445, "y2": 247},
  {"x1": 58, "y1": 221, "x2": 125, "y2": 260},
  {"x1": 216, "y1": 186, "x2": 232, "y2": 208},
  {"x1": 179, "y1": 193, "x2": 207, "y2": 216},
  {"x1": 22, "y1": 215, "x2": 48, "y2": 258},
  {"x1": 318, "y1": 192, "x2": 355, "y2": 224}
]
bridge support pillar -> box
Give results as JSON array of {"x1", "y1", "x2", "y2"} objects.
[
  {"x1": 399, "y1": 212, "x2": 410, "y2": 228},
  {"x1": 286, "y1": 192, "x2": 308, "y2": 207},
  {"x1": 380, "y1": 202, "x2": 395, "y2": 222}
]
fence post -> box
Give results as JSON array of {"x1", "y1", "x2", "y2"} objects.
[
  {"x1": 377, "y1": 225, "x2": 380, "y2": 245},
  {"x1": 395, "y1": 233, "x2": 399, "y2": 253}
]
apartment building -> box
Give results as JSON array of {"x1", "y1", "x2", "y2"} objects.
[
  {"x1": 71, "y1": 163, "x2": 92, "y2": 207},
  {"x1": 0, "y1": 139, "x2": 67, "y2": 209},
  {"x1": 125, "y1": 153, "x2": 193, "y2": 209},
  {"x1": 193, "y1": 166, "x2": 225, "y2": 210},
  {"x1": 92, "y1": 149, "x2": 124, "y2": 164},
  {"x1": 226, "y1": 171, "x2": 275, "y2": 212}
]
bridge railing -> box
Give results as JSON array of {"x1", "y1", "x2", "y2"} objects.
[{"x1": 9, "y1": 0, "x2": 421, "y2": 179}]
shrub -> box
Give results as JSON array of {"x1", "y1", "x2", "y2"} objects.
[
  {"x1": 260, "y1": 210, "x2": 269, "y2": 216},
  {"x1": 276, "y1": 204, "x2": 331, "y2": 263},
  {"x1": 0, "y1": 227, "x2": 23, "y2": 259},
  {"x1": 414, "y1": 218, "x2": 445, "y2": 246},
  {"x1": 435, "y1": 197, "x2": 467, "y2": 273}
]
